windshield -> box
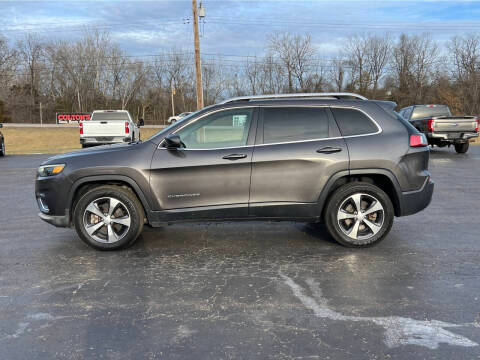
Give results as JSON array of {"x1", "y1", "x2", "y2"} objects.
[{"x1": 91, "y1": 112, "x2": 130, "y2": 121}]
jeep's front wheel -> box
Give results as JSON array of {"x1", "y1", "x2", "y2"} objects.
[
  {"x1": 324, "y1": 183, "x2": 394, "y2": 247},
  {"x1": 73, "y1": 185, "x2": 144, "y2": 250}
]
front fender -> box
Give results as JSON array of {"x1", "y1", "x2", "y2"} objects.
[{"x1": 67, "y1": 174, "x2": 155, "y2": 223}]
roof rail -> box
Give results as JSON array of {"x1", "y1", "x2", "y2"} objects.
[{"x1": 219, "y1": 92, "x2": 368, "y2": 104}]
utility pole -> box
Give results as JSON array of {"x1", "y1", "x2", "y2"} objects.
[
  {"x1": 39, "y1": 102, "x2": 43, "y2": 126},
  {"x1": 171, "y1": 86, "x2": 175, "y2": 116},
  {"x1": 192, "y1": 0, "x2": 204, "y2": 109}
]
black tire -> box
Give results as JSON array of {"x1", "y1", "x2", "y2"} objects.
[
  {"x1": 0, "y1": 140, "x2": 4, "y2": 156},
  {"x1": 454, "y1": 142, "x2": 469, "y2": 154},
  {"x1": 73, "y1": 185, "x2": 145, "y2": 250},
  {"x1": 324, "y1": 182, "x2": 394, "y2": 247},
  {"x1": 81, "y1": 144, "x2": 89, "y2": 149}
]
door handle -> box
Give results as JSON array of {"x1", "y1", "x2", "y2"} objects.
[
  {"x1": 222, "y1": 153, "x2": 247, "y2": 160},
  {"x1": 316, "y1": 146, "x2": 342, "y2": 154}
]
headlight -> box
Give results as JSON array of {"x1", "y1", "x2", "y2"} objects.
[{"x1": 38, "y1": 164, "x2": 65, "y2": 177}]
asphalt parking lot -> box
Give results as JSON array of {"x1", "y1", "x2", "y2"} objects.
[{"x1": 1, "y1": 147, "x2": 480, "y2": 359}]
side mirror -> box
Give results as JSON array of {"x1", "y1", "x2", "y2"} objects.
[
  {"x1": 137, "y1": 118, "x2": 144, "y2": 127},
  {"x1": 164, "y1": 134, "x2": 182, "y2": 149}
]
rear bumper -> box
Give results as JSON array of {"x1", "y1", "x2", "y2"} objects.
[
  {"x1": 399, "y1": 178, "x2": 434, "y2": 216},
  {"x1": 38, "y1": 212, "x2": 70, "y2": 228},
  {"x1": 428, "y1": 132, "x2": 478, "y2": 141},
  {"x1": 80, "y1": 137, "x2": 131, "y2": 145}
]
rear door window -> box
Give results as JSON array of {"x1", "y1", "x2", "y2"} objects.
[
  {"x1": 331, "y1": 108, "x2": 379, "y2": 136},
  {"x1": 262, "y1": 107, "x2": 329, "y2": 144}
]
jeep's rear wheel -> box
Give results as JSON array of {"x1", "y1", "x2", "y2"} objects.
[
  {"x1": 0, "y1": 139, "x2": 5, "y2": 156},
  {"x1": 324, "y1": 182, "x2": 394, "y2": 247},
  {"x1": 454, "y1": 142, "x2": 469, "y2": 154},
  {"x1": 73, "y1": 185, "x2": 144, "y2": 250}
]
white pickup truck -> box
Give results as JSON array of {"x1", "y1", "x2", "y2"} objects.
[{"x1": 80, "y1": 110, "x2": 143, "y2": 148}]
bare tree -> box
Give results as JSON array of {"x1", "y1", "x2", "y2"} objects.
[
  {"x1": 0, "y1": 35, "x2": 17, "y2": 93},
  {"x1": 17, "y1": 34, "x2": 44, "y2": 122},
  {"x1": 330, "y1": 58, "x2": 346, "y2": 92},
  {"x1": 344, "y1": 35, "x2": 370, "y2": 94},
  {"x1": 448, "y1": 34, "x2": 480, "y2": 114},
  {"x1": 391, "y1": 33, "x2": 439, "y2": 106},
  {"x1": 411, "y1": 34, "x2": 439, "y2": 102},
  {"x1": 202, "y1": 59, "x2": 227, "y2": 105},
  {"x1": 119, "y1": 61, "x2": 148, "y2": 110},
  {"x1": 259, "y1": 54, "x2": 286, "y2": 94},
  {"x1": 244, "y1": 57, "x2": 261, "y2": 95},
  {"x1": 4, "y1": 29, "x2": 480, "y2": 124},
  {"x1": 268, "y1": 33, "x2": 315, "y2": 92},
  {"x1": 366, "y1": 34, "x2": 391, "y2": 97}
]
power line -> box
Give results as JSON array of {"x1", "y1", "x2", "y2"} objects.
[
  {"x1": 203, "y1": 18, "x2": 480, "y2": 31},
  {"x1": 2, "y1": 15, "x2": 480, "y2": 35}
]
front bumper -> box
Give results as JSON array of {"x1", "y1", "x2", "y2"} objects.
[
  {"x1": 38, "y1": 211, "x2": 70, "y2": 227},
  {"x1": 399, "y1": 178, "x2": 434, "y2": 216},
  {"x1": 35, "y1": 172, "x2": 72, "y2": 227}
]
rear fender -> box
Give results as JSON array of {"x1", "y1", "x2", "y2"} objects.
[{"x1": 318, "y1": 169, "x2": 403, "y2": 217}]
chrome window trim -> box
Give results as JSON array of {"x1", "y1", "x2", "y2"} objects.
[
  {"x1": 158, "y1": 145, "x2": 255, "y2": 151},
  {"x1": 157, "y1": 104, "x2": 382, "y2": 151}
]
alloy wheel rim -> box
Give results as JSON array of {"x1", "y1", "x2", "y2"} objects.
[
  {"x1": 83, "y1": 197, "x2": 131, "y2": 244},
  {"x1": 337, "y1": 193, "x2": 384, "y2": 241}
]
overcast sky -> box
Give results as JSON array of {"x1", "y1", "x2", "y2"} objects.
[{"x1": 1, "y1": 0, "x2": 480, "y2": 60}]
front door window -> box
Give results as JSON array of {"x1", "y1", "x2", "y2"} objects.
[{"x1": 175, "y1": 108, "x2": 253, "y2": 149}]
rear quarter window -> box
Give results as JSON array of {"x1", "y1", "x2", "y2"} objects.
[{"x1": 331, "y1": 108, "x2": 378, "y2": 136}]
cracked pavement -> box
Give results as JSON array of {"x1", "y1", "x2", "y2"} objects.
[{"x1": 0, "y1": 147, "x2": 480, "y2": 359}]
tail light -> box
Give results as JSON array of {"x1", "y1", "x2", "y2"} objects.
[
  {"x1": 475, "y1": 118, "x2": 479, "y2": 132},
  {"x1": 427, "y1": 119, "x2": 435, "y2": 132},
  {"x1": 410, "y1": 134, "x2": 428, "y2": 147},
  {"x1": 79, "y1": 122, "x2": 83, "y2": 135},
  {"x1": 125, "y1": 122, "x2": 130, "y2": 134}
]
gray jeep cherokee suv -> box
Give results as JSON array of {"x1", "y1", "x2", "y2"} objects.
[{"x1": 35, "y1": 93, "x2": 434, "y2": 250}]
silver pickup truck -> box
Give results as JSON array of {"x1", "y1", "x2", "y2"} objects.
[
  {"x1": 80, "y1": 110, "x2": 144, "y2": 148},
  {"x1": 399, "y1": 105, "x2": 478, "y2": 153}
]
